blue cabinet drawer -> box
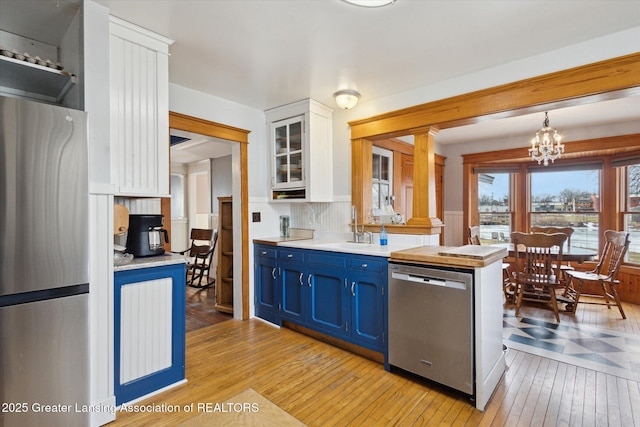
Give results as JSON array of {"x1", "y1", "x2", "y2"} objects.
[
  {"x1": 350, "y1": 257, "x2": 385, "y2": 273},
  {"x1": 279, "y1": 249, "x2": 304, "y2": 262},
  {"x1": 256, "y1": 246, "x2": 277, "y2": 259},
  {"x1": 307, "y1": 251, "x2": 347, "y2": 268}
]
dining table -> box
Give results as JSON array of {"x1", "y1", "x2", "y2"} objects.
[{"x1": 491, "y1": 243, "x2": 598, "y2": 264}]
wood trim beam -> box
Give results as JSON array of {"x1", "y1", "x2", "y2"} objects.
[
  {"x1": 169, "y1": 112, "x2": 250, "y2": 143},
  {"x1": 348, "y1": 53, "x2": 640, "y2": 140},
  {"x1": 462, "y1": 134, "x2": 640, "y2": 165}
]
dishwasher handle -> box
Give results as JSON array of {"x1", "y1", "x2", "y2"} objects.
[{"x1": 391, "y1": 271, "x2": 466, "y2": 290}]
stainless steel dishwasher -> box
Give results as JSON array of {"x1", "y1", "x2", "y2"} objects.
[{"x1": 388, "y1": 262, "x2": 474, "y2": 397}]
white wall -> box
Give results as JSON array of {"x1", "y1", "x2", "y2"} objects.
[{"x1": 211, "y1": 155, "x2": 233, "y2": 212}]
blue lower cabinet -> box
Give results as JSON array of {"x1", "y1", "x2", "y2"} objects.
[
  {"x1": 255, "y1": 246, "x2": 279, "y2": 324},
  {"x1": 114, "y1": 263, "x2": 186, "y2": 405},
  {"x1": 308, "y1": 264, "x2": 349, "y2": 337},
  {"x1": 253, "y1": 244, "x2": 388, "y2": 358},
  {"x1": 350, "y1": 270, "x2": 386, "y2": 350},
  {"x1": 280, "y1": 252, "x2": 306, "y2": 323}
]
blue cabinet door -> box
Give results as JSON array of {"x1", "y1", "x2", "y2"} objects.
[
  {"x1": 280, "y1": 249, "x2": 306, "y2": 323},
  {"x1": 306, "y1": 251, "x2": 348, "y2": 337},
  {"x1": 254, "y1": 246, "x2": 279, "y2": 325},
  {"x1": 350, "y1": 271, "x2": 385, "y2": 350},
  {"x1": 349, "y1": 256, "x2": 387, "y2": 352}
]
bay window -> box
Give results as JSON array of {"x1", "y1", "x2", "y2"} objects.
[{"x1": 465, "y1": 134, "x2": 640, "y2": 265}]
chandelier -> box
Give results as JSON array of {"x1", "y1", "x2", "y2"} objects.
[{"x1": 529, "y1": 112, "x2": 564, "y2": 166}]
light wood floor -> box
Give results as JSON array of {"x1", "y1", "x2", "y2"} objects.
[{"x1": 110, "y1": 300, "x2": 640, "y2": 426}]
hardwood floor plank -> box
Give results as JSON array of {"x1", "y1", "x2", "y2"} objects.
[
  {"x1": 503, "y1": 353, "x2": 542, "y2": 426},
  {"x1": 542, "y1": 362, "x2": 568, "y2": 427},
  {"x1": 108, "y1": 300, "x2": 640, "y2": 427},
  {"x1": 627, "y1": 378, "x2": 640, "y2": 425},
  {"x1": 528, "y1": 359, "x2": 558, "y2": 427}
]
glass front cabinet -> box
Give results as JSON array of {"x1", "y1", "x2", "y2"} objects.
[
  {"x1": 272, "y1": 116, "x2": 304, "y2": 189},
  {"x1": 266, "y1": 99, "x2": 333, "y2": 202}
]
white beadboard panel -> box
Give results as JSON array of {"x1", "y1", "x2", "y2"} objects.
[
  {"x1": 88, "y1": 193, "x2": 115, "y2": 422},
  {"x1": 120, "y1": 278, "x2": 172, "y2": 384},
  {"x1": 444, "y1": 211, "x2": 464, "y2": 246},
  {"x1": 115, "y1": 197, "x2": 162, "y2": 215},
  {"x1": 110, "y1": 17, "x2": 172, "y2": 197},
  {"x1": 290, "y1": 201, "x2": 352, "y2": 233}
]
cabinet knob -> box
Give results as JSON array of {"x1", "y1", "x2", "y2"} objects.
[
  {"x1": 287, "y1": 254, "x2": 293, "y2": 258},
  {"x1": 362, "y1": 264, "x2": 368, "y2": 269},
  {"x1": 261, "y1": 251, "x2": 267, "y2": 255}
]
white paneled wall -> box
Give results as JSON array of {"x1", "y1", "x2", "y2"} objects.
[
  {"x1": 444, "y1": 211, "x2": 464, "y2": 246},
  {"x1": 290, "y1": 201, "x2": 352, "y2": 233},
  {"x1": 114, "y1": 197, "x2": 162, "y2": 215},
  {"x1": 119, "y1": 278, "x2": 172, "y2": 384}
]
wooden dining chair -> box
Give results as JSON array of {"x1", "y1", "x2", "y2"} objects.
[
  {"x1": 564, "y1": 230, "x2": 630, "y2": 319},
  {"x1": 470, "y1": 226, "x2": 515, "y2": 302},
  {"x1": 530, "y1": 226, "x2": 575, "y2": 283},
  {"x1": 468, "y1": 226, "x2": 481, "y2": 245},
  {"x1": 510, "y1": 231, "x2": 567, "y2": 321},
  {"x1": 173, "y1": 228, "x2": 218, "y2": 288}
]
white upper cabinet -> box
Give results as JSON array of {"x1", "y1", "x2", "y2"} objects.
[
  {"x1": 266, "y1": 99, "x2": 333, "y2": 202},
  {"x1": 109, "y1": 17, "x2": 173, "y2": 196}
]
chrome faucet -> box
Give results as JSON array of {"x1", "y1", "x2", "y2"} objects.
[
  {"x1": 352, "y1": 205, "x2": 358, "y2": 242},
  {"x1": 351, "y1": 206, "x2": 372, "y2": 244}
]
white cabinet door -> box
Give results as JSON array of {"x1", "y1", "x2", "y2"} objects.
[
  {"x1": 109, "y1": 17, "x2": 172, "y2": 196},
  {"x1": 271, "y1": 115, "x2": 305, "y2": 190}
]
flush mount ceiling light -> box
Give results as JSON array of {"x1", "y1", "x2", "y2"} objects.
[
  {"x1": 341, "y1": 0, "x2": 396, "y2": 7},
  {"x1": 529, "y1": 112, "x2": 564, "y2": 166},
  {"x1": 334, "y1": 90, "x2": 361, "y2": 110}
]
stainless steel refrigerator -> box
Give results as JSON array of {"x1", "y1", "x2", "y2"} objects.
[{"x1": 0, "y1": 96, "x2": 89, "y2": 426}]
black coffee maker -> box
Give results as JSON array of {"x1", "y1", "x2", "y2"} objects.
[{"x1": 126, "y1": 214, "x2": 169, "y2": 257}]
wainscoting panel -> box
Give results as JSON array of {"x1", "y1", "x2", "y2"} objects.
[
  {"x1": 119, "y1": 277, "x2": 172, "y2": 384},
  {"x1": 444, "y1": 211, "x2": 464, "y2": 246}
]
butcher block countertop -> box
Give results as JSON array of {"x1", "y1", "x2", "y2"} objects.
[{"x1": 389, "y1": 245, "x2": 508, "y2": 268}]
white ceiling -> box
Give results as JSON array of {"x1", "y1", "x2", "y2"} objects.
[{"x1": 96, "y1": 0, "x2": 640, "y2": 148}]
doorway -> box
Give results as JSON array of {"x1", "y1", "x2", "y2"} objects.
[
  {"x1": 166, "y1": 112, "x2": 250, "y2": 322},
  {"x1": 170, "y1": 128, "x2": 235, "y2": 331}
]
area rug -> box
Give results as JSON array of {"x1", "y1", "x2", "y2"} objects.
[
  {"x1": 177, "y1": 388, "x2": 306, "y2": 427},
  {"x1": 503, "y1": 314, "x2": 640, "y2": 382}
]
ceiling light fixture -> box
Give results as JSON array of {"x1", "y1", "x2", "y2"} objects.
[
  {"x1": 334, "y1": 90, "x2": 361, "y2": 110},
  {"x1": 341, "y1": 0, "x2": 396, "y2": 8},
  {"x1": 529, "y1": 112, "x2": 564, "y2": 166}
]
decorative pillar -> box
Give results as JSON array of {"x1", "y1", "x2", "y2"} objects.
[{"x1": 407, "y1": 126, "x2": 443, "y2": 229}]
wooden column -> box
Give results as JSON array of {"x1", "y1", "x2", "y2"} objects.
[
  {"x1": 407, "y1": 127, "x2": 443, "y2": 230},
  {"x1": 351, "y1": 138, "x2": 372, "y2": 225}
]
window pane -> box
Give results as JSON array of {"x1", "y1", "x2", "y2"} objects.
[
  {"x1": 529, "y1": 169, "x2": 600, "y2": 251},
  {"x1": 372, "y1": 154, "x2": 380, "y2": 180},
  {"x1": 478, "y1": 173, "x2": 509, "y2": 212},
  {"x1": 478, "y1": 173, "x2": 511, "y2": 243},
  {"x1": 624, "y1": 214, "x2": 640, "y2": 263},
  {"x1": 530, "y1": 169, "x2": 599, "y2": 212},
  {"x1": 372, "y1": 183, "x2": 380, "y2": 209},
  {"x1": 628, "y1": 165, "x2": 640, "y2": 211},
  {"x1": 380, "y1": 156, "x2": 389, "y2": 181}
]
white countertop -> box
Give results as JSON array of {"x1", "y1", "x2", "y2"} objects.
[
  {"x1": 264, "y1": 238, "x2": 421, "y2": 257},
  {"x1": 114, "y1": 252, "x2": 187, "y2": 272}
]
